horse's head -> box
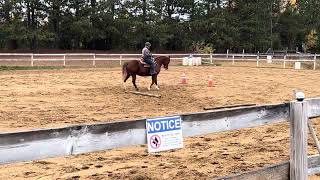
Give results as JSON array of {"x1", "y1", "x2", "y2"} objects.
[
  {"x1": 155, "y1": 56, "x2": 170, "y2": 70},
  {"x1": 163, "y1": 56, "x2": 171, "y2": 70}
]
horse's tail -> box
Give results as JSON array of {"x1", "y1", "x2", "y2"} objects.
[{"x1": 122, "y1": 62, "x2": 128, "y2": 81}]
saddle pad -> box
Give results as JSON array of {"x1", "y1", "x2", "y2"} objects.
[{"x1": 140, "y1": 59, "x2": 150, "y2": 67}]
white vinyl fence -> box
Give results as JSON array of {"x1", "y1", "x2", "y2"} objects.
[{"x1": 0, "y1": 53, "x2": 319, "y2": 69}]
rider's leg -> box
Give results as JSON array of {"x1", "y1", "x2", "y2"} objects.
[
  {"x1": 144, "y1": 57, "x2": 156, "y2": 75},
  {"x1": 151, "y1": 61, "x2": 157, "y2": 75}
]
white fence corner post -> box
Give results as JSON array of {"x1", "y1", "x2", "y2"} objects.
[
  {"x1": 210, "y1": 53, "x2": 213, "y2": 64},
  {"x1": 227, "y1": 49, "x2": 229, "y2": 58},
  {"x1": 242, "y1": 49, "x2": 244, "y2": 58},
  {"x1": 289, "y1": 93, "x2": 308, "y2": 180},
  {"x1": 31, "y1": 54, "x2": 34, "y2": 67}
]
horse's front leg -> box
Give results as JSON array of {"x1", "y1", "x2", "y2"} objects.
[
  {"x1": 149, "y1": 75, "x2": 159, "y2": 90},
  {"x1": 148, "y1": 75, "x2": 156, "y2": 91},
  {"x1": 154, "y1": 76, "x2": 159, "y2": 90}
]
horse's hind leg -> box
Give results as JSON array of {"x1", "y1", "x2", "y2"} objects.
[
  {"x1": 132, "y1": 74, "x2": 138, "y2": 91},
  {"x1": 123, "y1": 74, "x2": 130, "y2": 90}
]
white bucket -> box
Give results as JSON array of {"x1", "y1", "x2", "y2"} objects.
[
  {"x1": 267, "y1": 55, "x2": 272, "y2": 63},
  {"x1": 188, "y1": 58, "x2": 193, "y2": 66},
  {"x1": 192, "y1": 58, "x2": 197, "y2": 66},
  {"x1": 198, "y1": 57, "x2": 202, "y2": 65},
  {"x1": 182, "y1": 57, "x2": 188, "y2": 66},
  {"x1": 295, "y1": 62, "x2": 301, "y2": 70},
  {"x1": 194, "y1": 57, "x2": 201, "y2": 66}
]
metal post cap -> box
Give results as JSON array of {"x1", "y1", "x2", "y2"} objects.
[{"x1": 295, "y1": 92, "x2": 305, "y2": 101}]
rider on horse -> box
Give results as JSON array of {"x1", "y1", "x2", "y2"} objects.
[{"x1": 142, "y1": 42, "x2": 157, "y2": 75}]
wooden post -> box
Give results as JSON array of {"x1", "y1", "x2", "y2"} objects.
[
  {"x1": 31, "y1": 54, "x2": 34, "y2": 67},
  {"x1": 283, "y1": 55, "x2": 287, "y2": 69},
  {"x1": 290, "y1": 98, "x2": 308, "y2": 180},
  {"x1": 93, "y1": 54, "x2": 96, "y2": 67},
  {"x1": 232, "y1": 55, "x2": 235, "y2": 65},
  {"x1": 120, "y1": 55, "x2": 122, "y2": 66},
  {"x1": 242, "y1": 49, "x2": 245, "y2": 58},
  {"x1": 210, "y1": 53, "x2": 213, "y2": 64},
  {"x1": 130, "y1": 91, "x2": 161, "y2": 98},
  {"x1": 227, "y1": 49, "x2": 229, "y2": 58},
  {"x1": 63, "y1": 55, "x2": 66, "y2": 67}
]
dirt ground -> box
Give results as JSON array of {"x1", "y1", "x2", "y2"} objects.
[
  {"x1": 1, "y1": 64, "x2": 320, "y2": 132},
  {"x1": 1, "y1": 64, "x2": 320, "y2": 179}
]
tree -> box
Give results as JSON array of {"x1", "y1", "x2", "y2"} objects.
[{"x1": 0, "y1": 0, "x2": 319, "y2": 53}]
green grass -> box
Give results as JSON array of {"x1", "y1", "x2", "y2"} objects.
[{"x1": 0, "y1": 66, "x2": 64, "y2": 71}]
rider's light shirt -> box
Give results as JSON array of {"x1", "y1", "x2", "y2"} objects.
[{"x1": 142, "y1": 47, "x2": 152, "y2": 58}]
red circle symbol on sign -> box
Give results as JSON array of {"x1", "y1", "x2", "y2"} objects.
[{"x1": 150, "y1": 135, "x2": 161, "y2": 149}]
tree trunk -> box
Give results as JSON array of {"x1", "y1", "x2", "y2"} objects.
[
  {"x1": 3, "y1": 0, "x2": 11, "y2": 22},
  {"x1": 52, "y1": 0, "x2": 61, "y2": 48},
  {"x1": 142, "y1": 0, "x2": 147, "y2": 23},
  {"x1": 31, "y1": 2, "x2": 36, "y2": 49},
  {"x1": 90, "y1": 0, "x2": 97, "y2": 49}
]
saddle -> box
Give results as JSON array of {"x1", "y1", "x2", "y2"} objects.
[{"x1": 140, "y1": 58, "x2": 150, "y2": 68}]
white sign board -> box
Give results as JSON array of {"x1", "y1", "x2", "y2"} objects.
[{"x1": 146, "y1": 116, "x2": 183, "y2": 153}]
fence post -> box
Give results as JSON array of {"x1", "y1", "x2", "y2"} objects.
[
  {"x1": 314, "y1": 54, "x2": 317, "y2": 70},
  {"x1": 242, "y1": 49, "x2": 245, "y2": 58},
  {"x1": 232, "y1": 55, "x2": 235, "y2": 65},
  {"x1": 120, "y1": 55, "x2": 122, "y2": 66},
  {"x1": 63, "y1": 54, "x2": 66, "y2": 67},
  {"x1": 256, "y1": 51, "x2": 260, "y2": 67},
  {"x1": 227, "y1": 49, "x2": 229, "y2": 58},
  {"x1": 284, "y1": 55, "x2": 287, "y2": 69},
  {"x1": 93, "y1": 54, "x2": 96, "y2": 67},
  {"x1": 289, "y1": 94, "x2": 308, "y2": 180},
  {"x1": 210, "y1": 53, "x2": 213, "y2": 64},
  {"x1": 31, "y1": 54, "x2": 34, "y2": 67}
]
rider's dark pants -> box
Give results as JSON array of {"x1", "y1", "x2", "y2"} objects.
[{"x1": 144, "y1": 57, "x2": 156, "y2": 75}]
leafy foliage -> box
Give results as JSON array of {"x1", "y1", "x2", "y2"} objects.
[{"x1": 0, "y1": 0, "x2": 319, "y2": 53}]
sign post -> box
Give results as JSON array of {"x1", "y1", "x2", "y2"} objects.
[{"x1": 146, "y1": 116, "x2": 183, "y2": 153}]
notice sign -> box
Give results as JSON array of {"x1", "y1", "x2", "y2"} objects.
[{"x1": 146, "y1": 116, "x2": 183, "y2": 153}]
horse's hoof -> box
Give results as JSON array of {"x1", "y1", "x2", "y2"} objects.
[
  {"x1": 155, "y1": 85, "x2": 160, "y2": 90},
  {"x1": 148, "y1": 87, "x2": 151, "y2": 91}
]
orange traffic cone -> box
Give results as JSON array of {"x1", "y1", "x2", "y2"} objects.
[
  {"x1": 208, "y1": 75, "x2": 214, "y2": 87},
  {"x1": 180, "y1": 73, "x2": 187, "y2": 84}
]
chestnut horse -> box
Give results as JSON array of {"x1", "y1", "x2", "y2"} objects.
[{"x1": 122, "y1": 56, "x2": 170, "y2": 91}]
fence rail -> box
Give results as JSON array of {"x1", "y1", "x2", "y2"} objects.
[
  {"x1": 1, "y1": 98, "x2": 320, "y2": 166},
  {"x1": 0, "y1": 53, "x2": 319, "y2": 69},
  {"x1": 216, "y1": 155, "x2": 320, "y2": 180}
]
